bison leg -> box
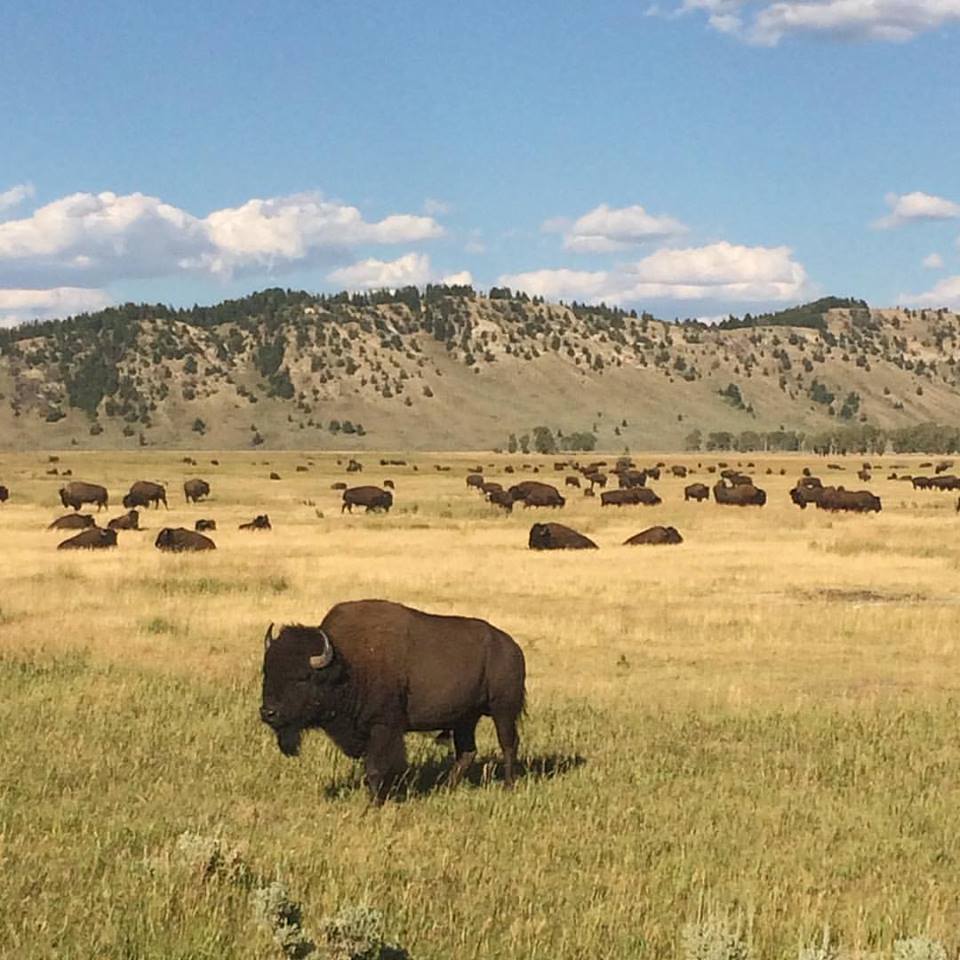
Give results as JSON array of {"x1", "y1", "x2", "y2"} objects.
[
  {"x1": 493, "y1": 713, "x2": 520, "y2": 788},
  {"x1": 364, "y1": 725, "x2": 406, "y2": 804},
  {"x1": 447, "y1": 720, "x2": 478, "y2": 789}
]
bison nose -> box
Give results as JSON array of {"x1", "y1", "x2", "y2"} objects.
[{"x1": 260, "y1": 705, "x2": 279, "y2": 724}]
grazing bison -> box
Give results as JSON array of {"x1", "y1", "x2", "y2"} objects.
[
  {"x1": 108, "y1": 509, "x2": 140, "y2": 531},
  {"x1": 260, "y1": 599, "x2": 526, "y2": 802},
  {"x1": 564, "y1": 475, "x2": 581, "y2": 488},
  {"x1": 123, "y1": 481, "x2": 167, "y2": 510},
  {"x1": 601, "y1": 488, "x2": 661, "y2": 507},
  {"x1": 684, "y1": 483, "x2": 709, "y2": 502},
  {"x1": 488, "y1": 489, "x2": 514, "y2": 513},
  {"x1": 48, "y1": 513, "x2": 96, "y2": 531},
  {"x1": 342, "y1": 486, "x2": 393, "y2": 514},
  {"x1": 155, "y1": 527, "x2": 216, "y2": 551},
  {"x1": 183, "y1": 478, "x2": 211, "y2": 503},
  {"x1": 481, "y1": 481, "x2": 504, "y2": 497},
  {"x1": 240, "y1": 514, "x2": 272, "y2": 531},
  {"x1": 0, "y1": 485, "x2": 8, "y2": 504},
  {"x1": 671, "y1": 465, "x2": 688, "y2": 478},
  {"x1": 623, "y1": 526, "x2": 683, "y2": 546},
  {"x1": 195, "y1": 519, "x2": 217, "y2": 532},
  {"x1": 57, "y1": 528, "x2": 117, "y2": 550},
  {"x1": 528, "y1": 522, "x2": 598, "y2": 550},
  {"x1": 466, "y1": 473, "x2": 484, "y2": 490},
  {"x1": 508, "y1": 481, "x2": 564, "y2": 508},
  {"x1": 60, "y1": 481, "x2": 108, "y2": 512},
  {"x1": 618, "y1": 469, "x2": 647, "y2": 489},
  {"x1": 713, "y1": 481, "x2": 766, "y2": 506}
]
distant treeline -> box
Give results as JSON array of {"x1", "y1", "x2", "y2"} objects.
[{"x1": 714, "y1": 297, "x2": 870, "y2": 332}]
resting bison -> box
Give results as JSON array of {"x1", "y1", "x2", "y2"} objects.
[
  {"x1": 342, "y1": 486, "x2": 393, "y2": 514},
  {"x1": 684, "y1": 483, "x2": 709, "y2": 502},
  {"x1": 601, "y1": 488, "x2": 661, "y2": 507},
  {"x1": 240, "y1": 514, "x2": 272, "y2": 530},
  {"x1": 528, "y1": 522, "x2": 597, "y2": 550},
  {"x1": 57, "y1": 528, "x2": 117, "y2": 550},
  {"x1": 624, "y1": 526, "x2": 683, "y2": 546},
  {"x1": 60, "y1": 481, "x2": 108, "y2": 512},
  {"x1": 508, "y1": 481, "x2": 564, "y2": 508},
  {"x1": 123, "y1": 480, "x2": 167, "y2": 510},
  {"x1": 0, "y1": 485, "x2": 8, "y2": 504},
  {"x1": 195, "y1": 519, "x2": 217, "y2": 532},
  {"x1": 260, "y1": 599, "x2": 526, "y2": 802},
  {"x1": 713, "y1": 481, "x2": 766, "y2": 506},
  {"x1": 155, "y1": 527, "x2": 216, "y2": 551},
  {"x1": 331, "y1": 481, "x2": 347, "y2": 490},
  {"x1": 48, "y1": 513, "x2": 96, "y2": 531},
  {"x1": 183, "y1": 478, "x2": 211, "y2": 503},
  {"x1": 108, "y1": 509, "x2": 140, "y2": 531},
  {"x1": 817, "y1": 487, "x2": 881, "y2": 513}
]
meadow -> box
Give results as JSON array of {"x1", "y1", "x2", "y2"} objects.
[{"x1": 1, "y1": 449, "x2": 960, "y2": 959}]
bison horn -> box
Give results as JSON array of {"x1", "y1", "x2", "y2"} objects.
[
  {"x1": 309, "y1": 630, "x2": 334, "y2": 670},
  {"x1": 264, "y1": 623, "x2": 275, "y2": 650}
]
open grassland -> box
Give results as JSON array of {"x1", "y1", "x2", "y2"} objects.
[{"x1": 2, "y1": 450, "x2": 960, "y2": 959}]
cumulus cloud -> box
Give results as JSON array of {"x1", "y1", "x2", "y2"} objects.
[
  {"x1": 326, "y1": 252, "x2": 432, "y2": 290},
  {"x1": 874, "y1": 191, "x2": 960, "y2": 229},
  {"x1": 924, "y1": 253, "x2": 945, "y2": 269},
  {"x1": 0, "y1": 286, "x2": 112, "y2": 327},
  {"x1": 0, "y1": 189, "x2": 443, "y2": 287},
  {"x1": 500, "y1": 241, "x2": 809, "y2": 304},
  {"x1": 545, "y1": 203, "x2": 687, "y2": 253},
  {"x1": 675, "y1": 0, "x2": 960, "y2": 45},
  {"x1": 901, "y1": 275, "x2": 960, "y2": 308},
  {"x1": 441, "y1": 270, "x2": 474, "y2": 286},
  {"x1": 0, "y1": 183, "x2": 34, "y2": 217}
]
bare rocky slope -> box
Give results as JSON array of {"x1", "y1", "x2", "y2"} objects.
[{"x1": 1, "y1": 287, "x2": 959, "y2": 452}]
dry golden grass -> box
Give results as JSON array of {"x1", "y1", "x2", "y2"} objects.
[{"x1": 2, "y1": 449, "x2": 960, "y2": 958}]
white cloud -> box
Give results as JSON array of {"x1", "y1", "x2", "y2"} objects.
[
  {"x1": 901, "y1": 275, "x2": 960, "y2": 308},
  {"x1": 441, "y1": 270, "x2": 474, "y2": 286},
  {"x1": 924, "y1": 253, "x2": 945, "y2": 269},
  {"x1": 0, "y1": 189, "x2": 443, "y2": 286},
  {"x1": 500, "y1": 241, "x2": 809, "y2": 304},
  {"x1": 327, "y1": 252, "x2": 432, "y2": 290},
  {"x1": 675, "y1": 0, "x2": 960, "y2": 45},
  {"x1": 423, "y1": 198, "x2": 451, "y2": 216},
  {"x1": 874, "y1": 191, "x2": 960, "y2": 229},
  {"x1": 544, "y1": 203, "x2": 687, "y2": 253},
  {"x1": 0, "y1": 183, "x2": 34, "y2": 217},
  {"x1": 0, "y1": 286, "x2": 112, "y2": 327}
]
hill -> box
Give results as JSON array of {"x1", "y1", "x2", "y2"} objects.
[{"x1": 2, "y1": 286, "x2": 960, "y2": 452}]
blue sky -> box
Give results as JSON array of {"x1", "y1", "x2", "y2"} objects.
[{"x1": 2, "y1": 0, "x2": 960, "y2": 325}]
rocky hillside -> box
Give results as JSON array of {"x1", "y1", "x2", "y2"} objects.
[{"x1": 2, "y1": 287, "x2": 960, "y2": 452}]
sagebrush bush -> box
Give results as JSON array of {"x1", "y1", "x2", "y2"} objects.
[
  {"x1": 893, "y1": 937, "x2": 948, "y2": 960},
  {"x1": 682, "y1": 919, "x2": 750, "y2": 960}
]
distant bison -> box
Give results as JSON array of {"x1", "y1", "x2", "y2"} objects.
[
  {"x1": 623, "y1": 526, "x2": 683, "y2": 546},
  {"x1": 57, "y1": 528, "x2": 117, "y2": 550},
  {"x1": 123, "y1": 481, "x2": 167, "y2": 510},
  {"x1": 528, "y1": 522, "x2": 598, "y2": 550},
  {"x1": 195, "y1": 519, "x2": 217, "y2": 532},
  {"x1": 671, "y1": 465, "x2": 688, "y2": 478},
  {"x1": 466, "y1": 473, "x2": 485, "y2": 489},
  {"x1": 618, "y1": 469, "x2": 647, "y2": 489},
  {"x1": 259, "y1": 599, "x2": 526, "y2": 801},
  {"x1": 564, "y1": 476, "x2": 581, "y2": 488},
  {"x1": 155, "y1": 527, "x2": 216, "y2": 551},
  {"x1": 383, "y1": 479, "x2": 395, "y2": 490},
  {"x1": 684, "y1": 483, "x2": 709, "y2": 502},
  {"x1": 817, "y1": 487, "x2": 881, "y2": 513},
  {"x1": 601, "y1": 488, "x2": 661, "y2": 507},
  {"x1": 713, "y1": 481, "x2": 766, "y2": 506},
  {"x1": 108, "y1": 509, "x2": 140, "y2": 531},
  {"x1": 240, "y1": 514, "x2": 272, "y2": 531},
  {"x1": 508, "y1": 481, "x2": 564, "y2": 508},
  {"x1": 269, "y1": 472, "x2": 281, "y2": 481},
  {"x1": 331, "y1": 481, "x2": 347, "y2": 490},
  {"x1": 48, "y1": 513, "x2": 96, "y2": 531},
  {"x1": 183, "y1": 478, "x2": 210, "y2": 503},
  {"x1": 60, "y1": 481, "x2": 108, "y2": 512},
  {"x1": 0, "y1": 485, "x2": 8, "y2": 504},
  {"x1": 342, "y1": 486, "x2": 393, "y2": 514}
]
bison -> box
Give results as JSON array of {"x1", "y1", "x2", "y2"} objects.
[
  {"x1": 623, "y1": 526, "x2": 683, "y2": 546},
  {"x1": 601, "y1": 488, "x2": 661, "y2": 507},
  {"x1": 260, "y1": 600, "x2": 526, "y2": 802},
  {"x1": 342, "y1": 486, "x2": 393, "y2": 514},
  {"x1": 564, "y1": 476, "x2": 581, "y2": 488},
  {"x1": 528, "y1": 522, "x2": 597, "y2": 550},
  {"x1": 684, "y1": 483, "x2": 709, "y2": 502},
  {"x1": 48, "y1": 513, "x2": 96, "y2": 531},
  {"x1": 713, "y1": 481, "x2": 766, "y2": 506},
  {"x1": 508, "y1": 481, "x2": 564, "y2": 508},
  {"x1": 155, "y1": 527, "x2": 216, "y2": 551},
  {"x1": 60, "y1": 481, "x2": 108, "y2": 512},
  {"x1": 57, "y1": 528, "x2": 117, "y2": 550},
  {"x1": 488, "y1": 490, "x2": 513, "y2": 513},
  {"x1": 0, "y1": 485, "x2": 7, "y2": 504},
  {"x1": 816, "y1": 487, "x2": 881, "y2": 513},
  {"x1": 195, "y1": 519, "x2": 217, "y2": 532},
  {"x1": 331, "y1": 481, "x2": 347, "y2": 490},
  {"x1": 383, "y1": 479, "x2": 395, "y2": 490},
  {"x1": 183, "y1": 478, "x2": 211, "y2": 503},
  {"x1": 108, "y1": 509, "x2": 140, "y2": 531},
  {"x1": 240, "y1": 514, "x2": 272, "y2": 531},
  {"x1": 123, "y1": 480, "x2": 167, "y2": 510},
  {"x1": 466, "y1": 473, "x2": 484, "y2": 490},
  {"x1": 671, "y1": 465, "x2": 688, "y2": 478}
]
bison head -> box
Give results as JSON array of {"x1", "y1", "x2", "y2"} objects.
[
  {"x1": 122, "y1": 494, "x2": 136, "y2": 509},
  {"x1": 260, "y1": 623, "x2": 342, "y2": 757}
]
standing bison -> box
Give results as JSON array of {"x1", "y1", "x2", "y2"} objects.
[
  {"x1": 260, "y1": 599, "x2": 526, "y2": 802},
  {"x1": 508, "y1": 481, "x2": 564, "y2": 508},
  {"x1": 528, "y1": 522, "x2": 597, "y2": 550},
  {"x1": 123, "y1": 481, "x2": 167, "y2": 510},
  {"x1": 57, "y1": 528, "x2": 117, "y2": 550},
  {"x1": 342, "y1": 486, "x2": 393, "y2": 513},
  {"x1": 684, "y1": 483, "x2": 709, "y2": 502},
  {"x1": 183, "y1": 478, "x2": 211, "y2": 503},
  {"x1": 155, "y1": 527, "x2": 216, "y2": 551},
  {"x1": 59, "y1": 481, "x2": 108, "y2": 512},
  {"x1": 713, "y1": 481, "x2": 766, "y2": 506}
]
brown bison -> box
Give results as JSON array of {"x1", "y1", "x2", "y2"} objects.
[
  {"x1": 155, "y1": 527, "x2": 216, "y2": 551},
  {"x1": 195, "y1": 519, "x2": 217, "y2": 532},
  {"x1": 383, "y1": 479, "x2": 395, "y2": 490},
  {"x1": 585, "y1": 472, "x2": 608, "y2": 489},
  {"x1": 564, "y1": 475, "x2": 581, "y2": 488},
  {"x1": 684, "y1": 483, "x2": 709, "y2": 502},
  {"x1": 240, "y1": 514, "x2": 272, "y2": 530},
  {"x1": 60, "y1": 481, "x2": 108, "y2": 512},
  {"x1": 48, "y1": 513, "x2": 96, "y2": 531},
  {"x1": 0, "y1": 485, "x2": 7, "y2": 504},
  {"x1": 528, "y1": 522, "x2": 598, "y2": 550},
  {"x1": 123, "y1": 480, "x2": 167, "y2": 510},
  {"x1": 624, "y1": 526, "x2": 683, "y2": 546},
  {"x1": 481, "y1": 481, "x2": 504, "y2": 497},
  {"x1": 342, "y1": 486, "x2": 393, "y2": 514},
  {"x1": 57, "y1": 528, "x2": 117, "y2": 550},
  {"x1": 671, "y1": 465, "x2": 688, "y2": 478},
  {"x1": 618, "y1": 469, "x2": 647, "y2": 489},
  {"x1": 601, "y1": 488, "x2": 661, "y2": 507},
  {"x1": 508, "y1": 481, "x2": 564, "y2": 508},
  {"x1": 331, "y1": 481, "x2": 347, "y2": 490},
  {"x1": 488, "y1": 490, "x2": 514, "y2": 513},
  {"x1": 346, "y1": 459, "x2": 363, "y2": 473},
  {"x1": 108, "y1": 509, "x2": 140, "y2": 531},
  {"x1": 183, "y1": 478, "x2": 211, "y2": 503},
  {"x1": 260, "y1": 600, "x2": 526, "y2": 802},
  {"x1": 713, "y1": 481, "x2": 766, "y2": 506},
  {"x1": 817, "y1": 487, "x2": 881, "y2": 513},
  {"x1": 466, "y1": 473, "x2": 484, "y2": 490}
]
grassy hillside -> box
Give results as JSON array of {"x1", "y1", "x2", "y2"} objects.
[{"x1": 2, "y1": 287, "x2": 960, "y2": 451}]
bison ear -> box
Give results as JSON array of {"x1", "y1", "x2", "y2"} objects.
[
  {"x1": 309, "y1": 630, "x2": 334, "y2": 670},
  {"x1": 264, "y1": 623, "x2": 275, "y2": 651}
]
